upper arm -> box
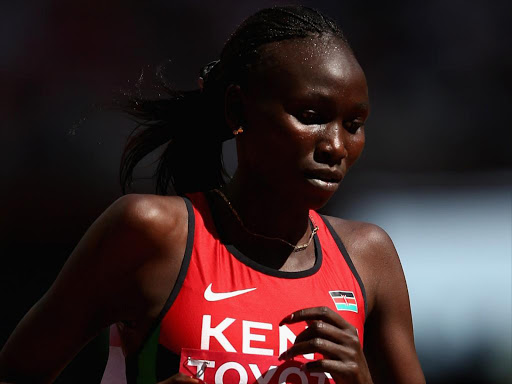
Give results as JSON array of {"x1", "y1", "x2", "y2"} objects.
[
  {"x1": 358, "y1": 225, "x2": 425, "y2": 384},
  {"x1": 327, "y1": 218, "x2": 425, "y2": 384},
  {"x1": 0, "y1": 194, "x2": 187, "y2": 383}
]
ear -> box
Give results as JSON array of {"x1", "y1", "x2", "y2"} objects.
[{"x1": 224, "y1": 84, "x2": 246, "y2": 131}]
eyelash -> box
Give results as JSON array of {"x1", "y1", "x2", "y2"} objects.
[
  {"x1": 344, "y1": 120, "x2": 364, "y2": 134},
  {"x1": 298, "y1": 110, "x2": 323, "y2": 125},
  {"x1": 297, "y1": 110, "x2": 364, "y2": 133}
]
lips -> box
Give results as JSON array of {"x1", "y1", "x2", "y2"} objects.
[
  {"x1": 304, "y1": 169, "x2": 343, "y2": 183},
  {"x1": 304, "y1": 169, "x2": 343, "y2": 192}
]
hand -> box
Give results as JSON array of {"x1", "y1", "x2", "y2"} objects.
[
  {"x1": 279, "y1": 307, "x2": 373, "y2": 384},
  {"x1": 158, "y1": 372, "x2": 203, "y2": 384}
]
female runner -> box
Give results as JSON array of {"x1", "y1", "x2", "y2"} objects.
[{"x1": 0, "y1": 6, "x2": 425, "y2": 384}]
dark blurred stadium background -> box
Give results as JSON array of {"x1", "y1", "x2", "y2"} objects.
[{"x1": 1, "y1": 1, "x2": 510, "y2": 383}]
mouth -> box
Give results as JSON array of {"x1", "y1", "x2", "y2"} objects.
[{"x1": 304, "y1": 171, "x2": 343, "y2": 192}]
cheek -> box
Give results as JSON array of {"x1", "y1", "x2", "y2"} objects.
[{"x1": 346, "y1": 132, "x2": 366, "y2": 167}]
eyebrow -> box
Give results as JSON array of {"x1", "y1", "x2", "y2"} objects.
[
  {"x1": 287, "y1": 90, "x2": 370, "y2": 112},
  {"x1": 302, "y1": 91, "x2": 369, "y2": 107}
]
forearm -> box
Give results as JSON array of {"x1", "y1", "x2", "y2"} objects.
[{"x1": 0, "y1": 295, "x2": 100, "y2": 383}]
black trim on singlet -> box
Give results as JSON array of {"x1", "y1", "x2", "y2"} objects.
[
  {"x1": 225, "y1": 224, "x2": 322, "y2": 278},
  {"x1": 204, "y1": 190, "x2": 322, "y2": 278},
  {"x1": 320, "y1": 215, "x2": 368, "y2": 319},
  {"x1": 125, "y1": 196, "x2": 195, "y2": 383},
  {"x1": 153, "y1": 196, "x2": 195, "y2": 323}
]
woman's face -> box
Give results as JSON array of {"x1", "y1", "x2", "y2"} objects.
[{"x1": 235, "y1": 36, "x2": 369, "y2": 208}]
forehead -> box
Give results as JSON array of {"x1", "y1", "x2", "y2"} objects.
[{"x1": 248, "y1": 36, "x2": 367, "y2": 101}]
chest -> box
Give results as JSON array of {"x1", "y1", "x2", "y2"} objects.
[{"x1": 159, "y1": 256, "x2": 365, "y2": 357}]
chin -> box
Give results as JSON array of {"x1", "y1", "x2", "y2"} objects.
[{"x1": 303, "y1": 183, "x2": 339, "y2": 210}]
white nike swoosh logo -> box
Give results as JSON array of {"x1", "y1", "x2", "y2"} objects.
[{"x1": 204, "y1": 283, "x2": 257, "y2": 302}]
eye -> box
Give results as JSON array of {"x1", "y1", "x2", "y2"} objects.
[
  {"x1": 297, "y1": 110, "x2": 323, "y2": 125},
  {"x1": 344, "y1": 120, "x2": 364, "y2": 134}
]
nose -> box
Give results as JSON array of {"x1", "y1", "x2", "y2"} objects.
[{"x1": 314, "y1": 122, "x2": 348, "y2": 166}]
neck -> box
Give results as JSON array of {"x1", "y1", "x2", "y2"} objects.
[{"x1": 222, "y1": 172, "x2": 311, "y2": 245}]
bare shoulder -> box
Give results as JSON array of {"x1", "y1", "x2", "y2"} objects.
[
  {"x1": 91, "y1": 193, "x2": 190, "y2": 315},
  {"x1": 49, "y1": 193, "x2": 191, "y2": 324},
  {"x1": 321, "y1": 215, "x2": 397, "y2": 264},
  {"x1": 106, "y1": 193, "x2": 188, "y2": 241},
  {"x1": 75, "y1": 193, "x2": 189, "y2": 277},
  {"x1": 321, "y1": 215, "x2": 403, "y2": 316}
]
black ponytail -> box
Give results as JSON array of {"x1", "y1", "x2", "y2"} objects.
[
  {"x1": 120, "y1": 73, "x2": 230, "y2": 195},
  {"x1": 119, "y1": 5, "x2": 348, "y2": 195}
]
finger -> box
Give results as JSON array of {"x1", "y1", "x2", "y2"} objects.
[
  {"x1": 278, "y1": 337, "x2": 357, "y2": 361},
  {"x1": 294, "y1": 320, "x2": 347, "y2": 345},
  {"x1": 301, "y1": 359, "x2": 361, "y2": 378},
  {"x1": 280, "y1": 306, "x2": 353, "y2": 330}
]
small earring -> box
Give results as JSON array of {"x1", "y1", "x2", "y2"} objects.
[{"x1": 232, "y1": 127, "x2": 244, "y2": 136}]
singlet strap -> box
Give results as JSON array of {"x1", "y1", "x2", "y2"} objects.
[
  {"x1": 125, "y1": 196, "x2": 195, "y2": 383},
  {"x1": 319, "y1": 215, "x2": 368, "y2": 319},
  {"x1": 152, "y1": 196, "x2": 195, "y2": 323}
]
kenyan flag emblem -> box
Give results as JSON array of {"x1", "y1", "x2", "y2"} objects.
[{"x1": 329, "y1": 291, "x2": 358, "y2": 313}]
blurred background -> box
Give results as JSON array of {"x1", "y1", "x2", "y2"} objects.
[{"x1": 1, "y1": 0, "x2": 510, "y2": 383}]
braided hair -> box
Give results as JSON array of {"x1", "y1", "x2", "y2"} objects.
[{"x1": 120, "y1": 5, "x2": 348, "y2": 195}]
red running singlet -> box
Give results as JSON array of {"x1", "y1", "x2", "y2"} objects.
[{"x1": 125, "y1": 192, "x2": 366, "y2": 383}]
